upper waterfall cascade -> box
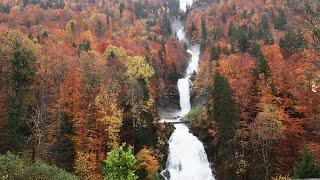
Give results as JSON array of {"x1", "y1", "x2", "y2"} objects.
[{"x1": 179, "y1": 0, "x2": 194, "y2": 12}]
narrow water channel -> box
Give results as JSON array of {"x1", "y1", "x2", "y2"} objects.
[{"x1": 160, "y1": 1, "x2": 215, "y2": 179}]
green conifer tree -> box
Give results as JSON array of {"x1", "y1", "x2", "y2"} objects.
[
  {"x1": 210, "y1": 46, "x2": 222, "y2": 61},
  {"x1": 249, "y1": 43, "x2": 270, "y2": 77},
  {"x1": 257, "y1": 16, "x2": 274, "y2": 44},
  {"x1": 7, "y1": 39, "x2": 36, "y2": 152},
  {"x1": 294, "y1": 148, "x2": 320, "y2": 178},
  {"x1": 200, "y1": 16, "x2": 208, "y2": 51},
  {"x1": 209, "y1": 72, "x2": 237, "y2": 161},
  {"x1": 228, "y1": 21, "x2": 236, "y2": 41}
]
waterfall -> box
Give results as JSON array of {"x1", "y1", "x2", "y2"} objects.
[
  {"x1": 160, "y1": 1, "x2": 215, "y2": 180},
  {"x1": 179, "y1": 0, "x2": 194, "y2": 12},
  {"x1": 162, "y1": 124, "x2": 214, "y2": 180},
  {"x1": 177, "y1": 44, "x2": 200, "y2": 117},
  {"x1": 177, "y1": 77, "x2": 191, "y2": 117}
]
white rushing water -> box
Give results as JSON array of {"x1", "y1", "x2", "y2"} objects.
[
  {"x1": 161, "y1": 1, "x2": 215, "y2": 180},
  {"x1": 179, "y1": 0, "x2": 194, "y2": 12},
  {"x1": 177, "y1": 78, "x2": 191, "y2": 116},
  {"x1": 162, "y1": 44, "x2": 214, "y2": 180},
  {"x1": 163, "y1": 124, "x2": 214, "y2": 180},
  {"x1": 177, "y1": 45, "x2": 200, "y2": 117}
]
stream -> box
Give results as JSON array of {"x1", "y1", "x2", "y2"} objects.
[{"x1": 160, "y1": 0, "x2": 215, "y2": 179}]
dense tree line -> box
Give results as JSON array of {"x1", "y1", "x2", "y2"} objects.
[
  {"x1": 0, "y1": 0, "x2": 184, "y2": 179},
  {"x1": 0, "y1": 0, "x2": 319, "y2": 179},
  {"x1": 187, "y1": 0, "x2": 320, "y2": 179}
]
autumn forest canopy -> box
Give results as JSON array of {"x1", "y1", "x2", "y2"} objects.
[{"x1": 0, "y1": 0, "x2": 320, "y2": 179}]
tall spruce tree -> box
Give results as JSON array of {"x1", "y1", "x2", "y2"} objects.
[
  {"x1": 6, "y1": 40, "x2": 36, "y2": 152},
  {"x1": 257, "y1": 16, "x2": 274, "y2": 44},
  {"x1": 200, "y1": 16, "x2": 208, "y2": 51},
  {"x1": 236, "y1": 29, "x2": 249, "y2": 52},
  {"x1": 51, "y1": 115, "x2": 76, "y2": 172},
  {"x1": 272, "y1": 10, "x2": 287, "y2": 30},
  {"x1": 161, "y1": 13, "x2": 171, "y2": 36},
  {"x1": 209, "y1": 72, "x2": 237, "y2": 161},
  {"x1": 210, "y1": 46, "x2": 222, "y2": 61},
  {"x1": 214, "y1": 27, "x2": 224, "y2": 40},
  {"x1": 228, "y1": 21, "x2": 236, "y2": 41},
  {"x1": 249, "y1": 43, "x2": 270, "y2": 77}
]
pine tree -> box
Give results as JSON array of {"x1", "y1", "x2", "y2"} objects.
[
  {"x1": 1, "y1": 4, "x2": 10, "y2": 14},
  {"x1": 134, "y1": 1, "x2": 147, "y2": 19},
  {"x1": 51, "y1": 115, "x2": 76, "y2": 172},
  {"x1": 236, "y1": 30, "x2": 249, "y2": 52},
  {"x1": 161, "y1": 13, "x2": 171, "y2": 36},
  {"x1": 6, "y1": 39, "x2": 37, "y2": 152},
  {"x1": 293, "y1": 148, "x2": 320, "y2": 178},
  {"x1": 200, "y1": 16, "x2": 208, "y2": 51},
  {"x1": 272, "y1": 10, "x2": 287, "y2": 30},
  {"x1": 210, "y1": 46, "x2": 222, "y2": 61},
  {"x1": 209, "y1": 72, "x2": 237, "y2": 161},
  {"x1": 249, "y1": 43, "x2": 270, "y2": 77},
  {"x1": 214, "y1": 27, "x2": 224, "y2": 40},
  {"x1": 279, "y1": 31, "x2": 307, "y2": 56},
  {"x1": 257, "y1": 16, "x2": 274, "y2": 44}
]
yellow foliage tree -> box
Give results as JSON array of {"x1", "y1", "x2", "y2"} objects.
[
  {"x1": 125, "y1": 56, "x2": 155, "y2": 82},
  {"x1": 104, "y1": 45, "x2": 127, "y2": 59},
  {"x1": 95, "y1": 86, "x2": 123, "y2": 149},
  {"x1": 252, "y1": 103, "x2": 284, "y2": 178},
  {"x1": 136, "y1": 148, "x2": 160, "y2": 180},
  {"x1": 74, "y1": 151, "x2": 95, "y2": 179}
]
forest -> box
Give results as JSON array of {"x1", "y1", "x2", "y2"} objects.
[{"x1": 0, "y1": 0, "x2": 319, "y2": 179}]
